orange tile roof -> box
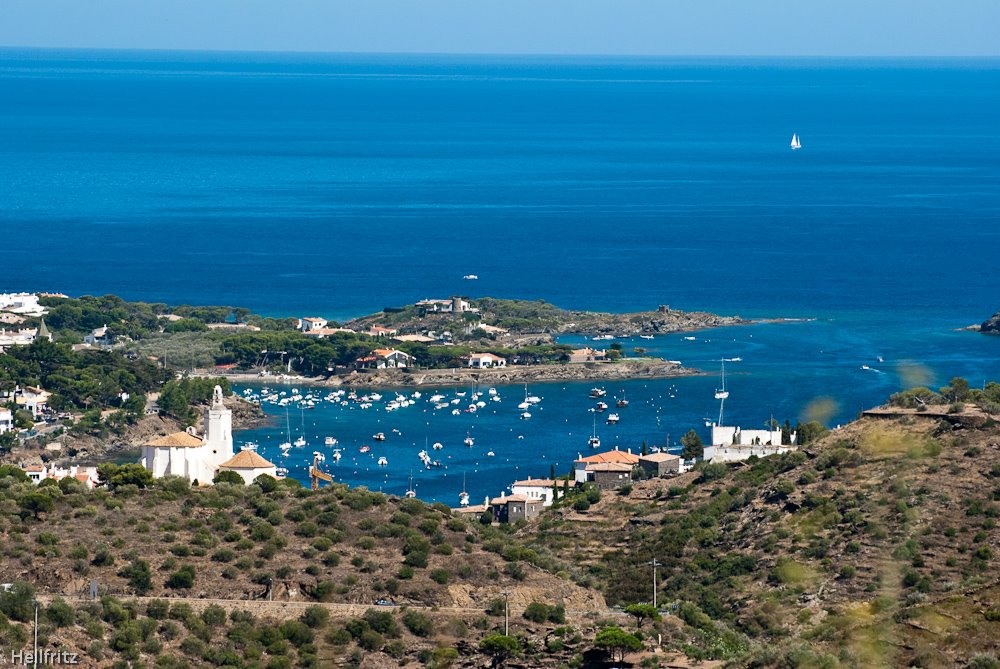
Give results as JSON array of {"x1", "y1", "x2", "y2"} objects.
[
  {"x1": 218, "y1": 450, "x2": 276, "y2": 469},
  {"x1": 511, "y1": 478, "x2": 559, "y2": 488},
  {"x1": 146, "y1": 432, "x2": 204, "y2": 448},
  {"x1": 640, "y1": 452, "x2": 681, "y2": 462},
  {"x1": 587, "y1": 462, "x2": 633, "y2": 472},
  {"x1": 574, "y1": 449, "x2": 639, "y2": 465}
]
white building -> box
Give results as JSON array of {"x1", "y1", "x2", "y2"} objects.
[
  {"x1": 415, "y1": 297, "x2": 475, "y2": 313},
  {"x1": 0, "y1": 293, "x2": 45, "y2": 317},
  {"x1": 14, "y1": 386, "x2": 52, "y2": 420},
  {"x1": 299, "y1": 317, "x2": 328, "y2": 332},
  {"x1": 573, "y1": 447, "x2": 640, "y2": 484},
  {"x1": 216, "y1": 449, "x2": 279, "y2": 484},
  {"x1": 0, "y1": 409, "x2": 12, "y2": 434},
  {"x1": 704, "y1": 424, "x2": 797, "y2": 463},
  {"x1": 22, "y1": 464, "x2": 99, "y2": 489},
  {"x1": 84, "y1": 325, "x2": 113, "y2": 347},
  {"x1": 0, "y1": 328, "x2": 39, "y2": 348},
  {"x1": 510, "y1": 477, "x2": 558, "y2": 506},
  {"x1": 468, "y1": 353, "x2": 507, "y2": 369},
  {"x1": 140, "y1": 385, "x2": 235, "y2": 484}
]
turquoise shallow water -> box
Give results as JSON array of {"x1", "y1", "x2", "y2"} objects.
[{"x1": 1, "y1": 50, "x2": 998, "y2": 500}]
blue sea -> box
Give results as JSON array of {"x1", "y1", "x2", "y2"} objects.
[{"x1": 2, "y1": 49, "x2": 999, "y2": 501}]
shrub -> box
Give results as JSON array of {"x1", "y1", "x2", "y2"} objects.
[
  {"x1": 357, "y1": 629, "x2": 384, "y2": 651},
  {"x1": 213, "y1": 470, "x2": 245, "y2": 485},
  {"x1": 45, "y1": 599, "x2": 75, "y2": 627},
  {"x1": 119, "y1": 559, "x2": 153, "y2": 595},
  {"x1": 402, "y1": 610, "x2": 434, "y2": 637},
  {"x1": 201, "y1": 604, "x2": 227, "y2": 627},
  {"x1": 363, "y1": 609, "x2": 401, "y2": 637},
  {"x1": 301, "y1": 605, "x2": 329, "y2": 629},
  {"x1": 166, "y1": 565, "x2": 196, "y2": 589},
  {"x1": 430, "y1": 568, "x2": 450, "y2": 584}
]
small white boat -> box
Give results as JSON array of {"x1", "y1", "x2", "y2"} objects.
[
  {"x1": 332, "y1": 449, "x2": 342, "y2": 462},
  {"x1": 464, "y1": 433, "x2": 475, "y2": 447},
  {"x1": 606, "y1": 413, "x2": 620, "y2": 424},
  {"x1": 324, "y1": 437, "x2": 337, "y2": 446},
  {"x1": 293, "y1": 436, "x2": 306, "y2": 448},
  {"x1": 790, "y1": 132, "x2": 802, "y2": 150},
  {"x1": 463, "y1": 274, "x2": 478, "y2": 280},
  {"x1": 377, "y1": 456, "x2": 388, "y2": 466},
  {"x1": 639, "y1": 334, "x2": 654, "y2": 340},
  {"x1": 520, "y1": 411, "x2": 532, "y2": 420},
  {"x1": 595, "y1": 401, "x2": 608, "y2": 412},
  {"x1": 373, "y1": 432, "x2": 386, "y2": 441},
  {"x1": 488, "y1": 387, "x2": 497, "y2": 396},
  {"x1": 683, "y1": 336, "x2": 696, "y2": 341},
  {"x1": 405, "y1": 473, "x2": 417, "y2": 498},
  {"x1": 486, "y1": 450, "x2": 495, "y2": 457},
  {"x1": 432, "y1": 442, "x2": 443, "y2": 450},
  {"x1": 589, "y1": 388, "x2": 607, "y2": 398},
  {"x1": 861, "y1": 364, "x2": 871, "y2": 370}
]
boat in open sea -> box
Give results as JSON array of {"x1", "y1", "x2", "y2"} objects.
[{"x1": 790, "y1": 132, "x2": 802, "y2": 150}]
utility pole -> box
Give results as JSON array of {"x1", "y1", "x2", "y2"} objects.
[
  {"x1": 647, "y1": 559, "x2": 662, "y2": 609},
  {"x1": 33, "y1": 599, "x2": 39, "y2": 669},
  {"x1": 501, "y1": 590, "x2": 511, "y2": 636}
]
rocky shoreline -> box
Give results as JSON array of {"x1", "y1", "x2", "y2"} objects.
[{"x1": 195, "y1": 358, "x2": 697, "y2": 389}]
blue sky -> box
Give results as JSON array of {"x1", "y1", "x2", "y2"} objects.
[{"x1": 3, "y1": 0, "x2": 998, "y2": 57}]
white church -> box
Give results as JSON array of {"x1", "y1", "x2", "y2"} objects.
[{"x1": 141, "y1": 385, "x2": 277, "y2": 485}]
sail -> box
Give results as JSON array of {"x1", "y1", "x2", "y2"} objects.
[{"x1": 790, "y1": 133, "x2": 801, "y2": 149}]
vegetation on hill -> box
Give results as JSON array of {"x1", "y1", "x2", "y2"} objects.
[
  {"x1": 0, "y1": 338, "x2": 170, "y2": 414},
  {"x1": 0, "y1": 470, "x2": 604, "y2": 668},
  {"x1": 514, "y1": 394, "x2": 1000, "y2": 667}
]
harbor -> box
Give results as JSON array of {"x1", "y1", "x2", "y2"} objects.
[{"x1": 231, "y1": 317, "x2": 999, "y2": 503}]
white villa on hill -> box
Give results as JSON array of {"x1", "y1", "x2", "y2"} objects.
[
  {"x1": 0, "y1": 293, "x2": 46, "y2": 318},
  {"x1": 468, "y1": 353, "x2": 506, "y2": 369},
  {"x1": 704, "y1": 424, "x2": 798, "y2": 463},
  {"x1": 141, "y1": 385, "x2": 237, "y2": 484},
  {"x1": 510, "y1": 477, "x2": 559, "y2": 506}
]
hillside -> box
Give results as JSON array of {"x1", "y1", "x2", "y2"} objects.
[
  {"x1": 517, "y1": 409, "x2": 1000, "y2": 667},
  {"x1": 0, "y1": 473, "x2": 611, "y2": 668},
  {"x1": 4, "y1": 403, "x2": 1000, "y2": 667}
]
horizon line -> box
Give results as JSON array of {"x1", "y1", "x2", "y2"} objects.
[{"x1": 2, "y1": 44, "x2": 999, "y2": 61}]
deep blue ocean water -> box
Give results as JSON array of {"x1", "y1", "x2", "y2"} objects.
[{"x1": 2, "y1": 49, "x2": 998, "y2": 501}]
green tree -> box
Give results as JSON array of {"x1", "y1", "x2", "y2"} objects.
[
  {"x1": 20, "y1": 492, "x2": 54, "y2": 519},
  {"x1": 97, "y1": 463, "x2": 154, "y2": 490},
  {"x1": 213, "y1": 470, "x2": 245, "y2": 485},
  {"x1": 623, "y1": 603, "x2": 661, "y2": 629},
  {"x1": 680, "y1": 429, "x2": 704, "y2": 460},
  {"x1": 0, "y1": 464, "x2": 29, "y2": 482},
  {"x1": 594, "y1": 626, "x2": 643, "y2": 663},
  {"x1": 479, "y1": 634, "x2": 519, "y2": 668},
  {"x1": 254, "y1": 473, "x2": 278, "y2": 492}
]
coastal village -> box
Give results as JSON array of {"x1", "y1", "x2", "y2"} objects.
[{"x1": 1, "y1": 291, "x2": 800, "y2": 509}]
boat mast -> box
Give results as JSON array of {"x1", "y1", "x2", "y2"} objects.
[{"x1": 715, "y1": 359, "x2": 729, "y2": 425}]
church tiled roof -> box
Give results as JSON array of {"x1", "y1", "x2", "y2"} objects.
[
  {"x1": 218, "y1": 450, "x2": 275, "y2": 469},
  {"x1": 146, "y1": 432, "x2": 204, "y2": 448}
]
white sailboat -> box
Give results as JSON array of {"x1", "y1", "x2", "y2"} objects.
[
  {"x1": 790, "y1": 133, "x2": 802, "y2": 150},
  {"x1": 588, "y1": 414, "x2": 601, "y2": 449},
  {"x1": 405, "y1": 472, "x2": 417, "y2": 498},
  {"x1": 459, "y1": 473, "x2": 470, "y2": 507},
  {"x1": 715, "y1": 359, "x2": 730, "y2": 425}
]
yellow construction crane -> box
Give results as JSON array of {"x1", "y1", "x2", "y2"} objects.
[{"x1": 310, "y1": 453, "x2": 333, "y2": 491}]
